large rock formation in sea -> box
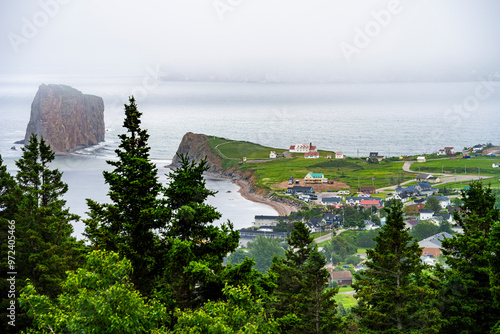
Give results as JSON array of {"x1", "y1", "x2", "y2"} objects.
[
  {"x1": 171, "y1": 132, "x2": 224, "y2": 173},
  {"x1": 24, "y1": 84, "x2": 105, "y2": 153}
]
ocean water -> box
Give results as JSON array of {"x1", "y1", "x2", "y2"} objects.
[{"x1": 1, "y1": 76, "x2": 500, "y2": 238}]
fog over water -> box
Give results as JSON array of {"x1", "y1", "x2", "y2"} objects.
[{"x1": 1, "y1": 1, "x2": 500, "y2": 239}]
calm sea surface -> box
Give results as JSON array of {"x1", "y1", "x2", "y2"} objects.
[{"x1": 1, "y1": 76, "x2": 499, "y2": 238}]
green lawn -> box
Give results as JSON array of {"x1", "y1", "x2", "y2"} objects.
[
  {"x1": 410, "y1": 157, "x2": 500, "y2": 177},
  {"x1": 209, "y1": 136, "x2": 288, "y2": 160},
  {"x1": 238, "y1": 157, "x2": 414, "y2": 191},
  {"x1": 334, "y1": 293, "x2": 357, "y2": 308}
]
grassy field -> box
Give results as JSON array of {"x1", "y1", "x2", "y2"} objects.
[
  {"x1": 238, "y1": 157, "x2": 414, "y2": 191},
  {"x1": 410, "y1": 157, "x2": 500, "y2": 177},
  {"x1": 334, "y1": 292, "x2": 357, "y2": 308},
  {"x1": 206, "y1": 136, "x2": 500, "y2": 192}
]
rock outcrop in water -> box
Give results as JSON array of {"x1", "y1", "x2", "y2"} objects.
[
  {"x1": 24, "y1": 84, "x2": 105, "y2": 153},
  {"x1": 171, "y1": 132, "x2": 224, "y2": 173}
]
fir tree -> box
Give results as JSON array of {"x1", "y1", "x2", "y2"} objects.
[
  {"x1": 353, "y1": 203, "x2": 442, "y2": 333},
  {"x1": 85, "y1": 97, "x2": 170, "y2": 294},
  {"x1": 440, "y1": 181, "x2": 500, "y2": 334},
  {"x1": 0, "y1": 154, "x2": 23, "y2": 332},
  {"x1": 14, "y1": 135, "x2": 85, "y2": 298},
  {"x1": 0, "y1": 137, "x2": 85, "y2": 332},
  {"x1": 269, "y1": 221, "x2": 340, "y2": 334},
  {"x1": 160, "y1": 154, "x2": 240, "y2": 313}
]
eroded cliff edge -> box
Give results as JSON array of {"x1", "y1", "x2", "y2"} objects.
[
  {"x1": 24, "y1": 84, "x2": 105, "y2": 153},
  {"x1": 170, "y1": 132, "x2": 225, "y2": 174},
  {"x1": 170, "y1": 132, "x2": 300, "y2": 215}
]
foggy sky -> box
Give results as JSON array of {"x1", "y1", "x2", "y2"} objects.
[{"x1": 1, "y1": 0, "x2": 500, "y2": 82}]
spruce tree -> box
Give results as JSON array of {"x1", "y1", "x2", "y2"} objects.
[
  {"x1": 269, "y1": 221, "x2": 339, "y2": 334},
  {"x1": 353, "y1": 203, "x2": 442, "y2": 333},
  {"x1": 440, "y1": 181, "x2": 500, "y2": 334},
  {"x1": 14, "y1": 135, "x2": 85, "y2": 298},
  {"x1": 85, "y1": 97, "x2": 170, "y2": 294},
  {"x1": 0, "y1": 136, "x2": 85, "y2": 332},
  {"x1": 0, "y1": 154, "x2": 23, "y2": 332},
  {"x1": 161, "y1": 154, "x2": 240, "y2": 312}
]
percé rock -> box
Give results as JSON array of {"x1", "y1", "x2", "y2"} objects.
[
  {"x1": 24, "y1": 84, "x2": 105, "y2": 153},
  {"x1": 171, "y1": 132, "x2": 224, "y2": 173}
]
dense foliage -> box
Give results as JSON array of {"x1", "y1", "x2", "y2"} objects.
[
  {"x1": 6, "y1": 98, "x2": 499, "y2": 333},
  {"x1": 353, "y1": 203, "x2": 442, "y2": 333},
  {"x1": 1, "y1": 136, "x2": 85, "y2": 333}
]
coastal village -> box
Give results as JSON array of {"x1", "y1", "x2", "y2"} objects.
[{"x1": 235, "y1": 141, "x2": 500, "y2": 284}]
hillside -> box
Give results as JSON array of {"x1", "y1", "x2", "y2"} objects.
[{"x1": 171, "y1": 133, "x2": 500, "y2": 193}]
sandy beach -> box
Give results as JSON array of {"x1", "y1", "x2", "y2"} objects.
[{"x1": 235, "y1": 179, "x2": 297, "y2": 216}]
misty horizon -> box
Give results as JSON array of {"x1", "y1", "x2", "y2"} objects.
[{"x1": 1, "y1": 1, "x2": 500, "y2": 83}]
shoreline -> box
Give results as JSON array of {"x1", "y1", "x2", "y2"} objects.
[{"x1": 234, "y1": 179, "x2": 297, "y2": 216}]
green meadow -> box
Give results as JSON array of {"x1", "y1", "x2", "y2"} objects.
[
  {"x1": 409, "y1": 157, "x2": 500, "y2": 177},
  {"x1": 208, "y1": 136, "x2": 500, "y2": 191}
]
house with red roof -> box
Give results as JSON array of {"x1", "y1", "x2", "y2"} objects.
[
  {"x1": 304, "y1": 152, "x2": 319, "y2": 159},
  {"x1": 289, "y1": 142, "x2": 317, "y2": 153},
  {"x1": 360, "y1": 198, "x2": 384, "y2": 209}
]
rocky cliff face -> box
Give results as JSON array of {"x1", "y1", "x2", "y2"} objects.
[
  {"x1": 171, "y1": 132, "x2": 224, "y2": 173},
  {"x1": 24, "y1": 84, "x2": 105, "y2": 153}
]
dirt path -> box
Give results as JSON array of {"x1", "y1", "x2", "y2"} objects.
[{"x1": 235, "y1": 179, "x2": 296, "y2": 216}]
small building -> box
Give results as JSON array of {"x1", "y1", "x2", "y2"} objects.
[
  {"x1": 416, "y1": 173, "x2": 432, "y2": 182},
  {"x1": 418, "y1": 232, "x2": 453, "y2": 258},
  {"x1": 304, "y1": 172, "x2": 327, "y2": 184},
  {"x1": 335, "y1": 152, "x2": 344, "y2": 159},
  {"x1": 360, "y1": 199, "x2": 384, "y2": 209},
  {"x1": 286, "y1": 186, "x2": 315, "y2": 195},
  {"x1": 345, "y1": 197, "x2": 365, "y2": 205},
  {"x1": 326, "y1": 154, "x2": 332, "y2": 159},
  {"x1": 432, "y1": 195, "x2": 451, "y2": 209},
  {"x1": 360, "y1": 186, "x2": 376, "y2": 194},
  {"x1": 405, "y1": 219, "x2": 420, "y2": 229},
  {"x1": 417, "y1": 156, "x2": 426, "y2": 163},
  {"x1": 289, "y1": 143, "x2": 317, "y2": 153},
  {"x1": 269, "y1": 151, "x2": 277, "y2": 159},
  {"x1": 253, "y1": 215, "x2": 283, "y2": 227},
  {"x1": 329, "y1": 270, "x2": 353, "y2": 286},
  {"x1": 242, "y1": 157, "x2": 247, "y2": 162},
  {"x1": 427, "y1": 176, "x2": 441, "y2": 183},
  {"x1": 444, "y1": 147, "x2": 455, "y2": 155},
  {"x1": 420, "y1": 209, "x2": 435, "y2": 221},
  {"x1": 493, "y1": 163, "x2": 499, "y2": 168},
  {"x1": 322, "y1": 197, "x2": 341, "y2": 206},
  {"x1": 368, "y1": 152, "x2": 384, "y2": 162},
  {"x1": 304, "y1": 152, "x2": 320, "y2": 159}
]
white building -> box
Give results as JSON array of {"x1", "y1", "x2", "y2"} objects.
[
  {"x1": 420, "y1": 209, "x2": 434, "y2": 221},
  {"x1": 289, "y1": 143, "x2": 317, "y2": 153},
  {"x1": 335, "y1": 152, "x2": 344, "y2": 159},
  {"x1": 269, "y1": 151, "x2": 277, "y2": 159}
]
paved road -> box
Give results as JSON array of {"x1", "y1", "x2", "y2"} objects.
[{"x1": 377, "y1": 160, "x2": 492, "y2": 192}]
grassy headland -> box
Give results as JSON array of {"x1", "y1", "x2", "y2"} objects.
[{"x1": 208, "y1": 136, "x2": 413, "y2": 191}]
